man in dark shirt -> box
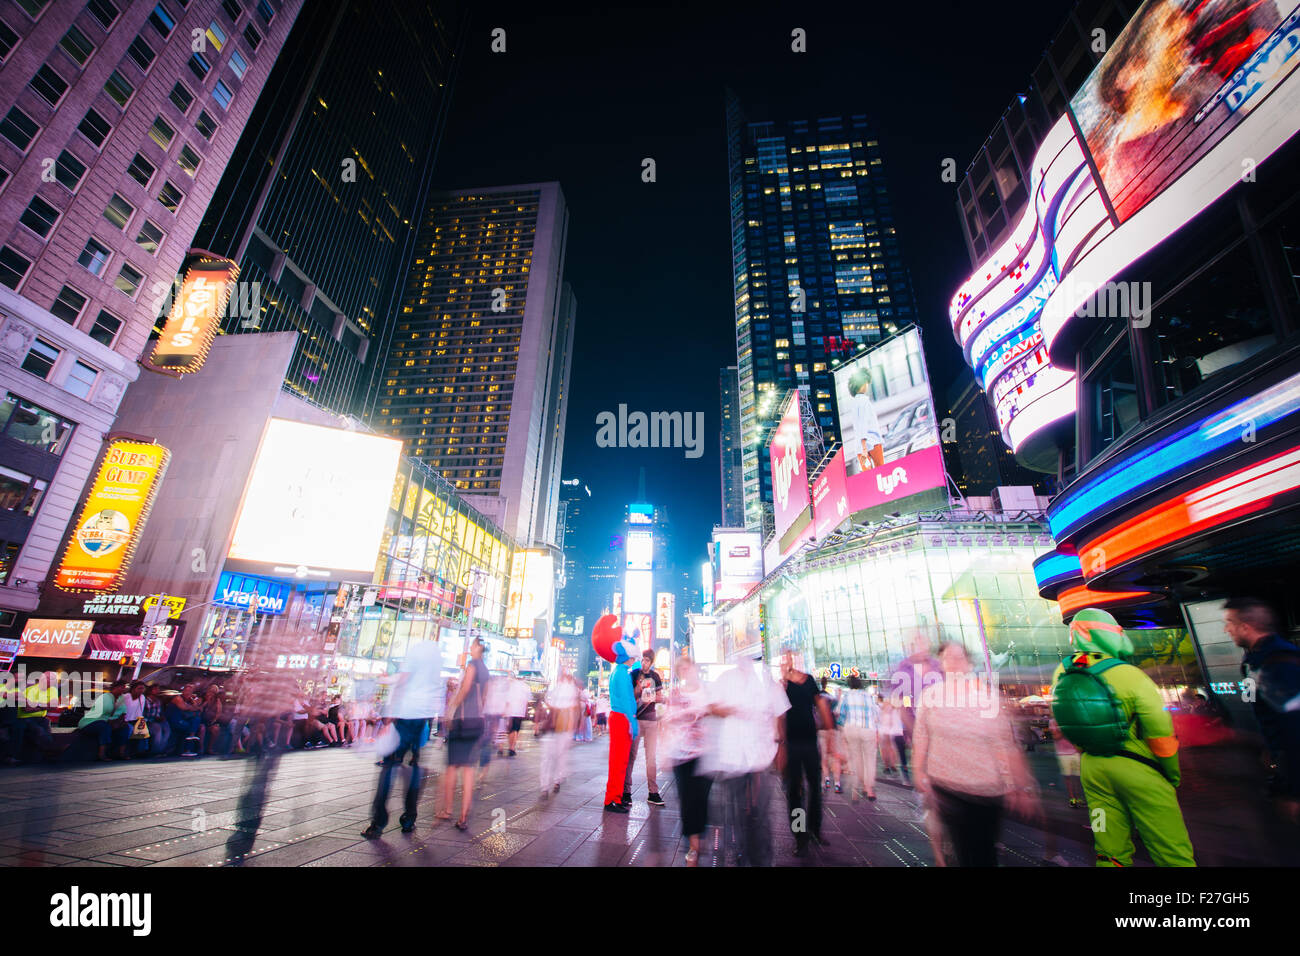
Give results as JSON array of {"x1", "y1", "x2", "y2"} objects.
[
  {"x1": 778, "y1": 651, "x2": 834, "y2": 856},
  {"x1": 1225, "y1": 597, "x2": 1300, "y2": 822},
  {"x1": 624, "y1": 647, "x2": 665, "y2": 807}
]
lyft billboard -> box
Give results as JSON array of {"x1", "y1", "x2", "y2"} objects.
[{"x1": 769, "y1": 391, "x2": 813, "y2": 551}]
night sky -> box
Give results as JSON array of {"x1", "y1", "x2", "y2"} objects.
[{"x1": 432, "y1": 1, "x2": 1077, "y2": 572}]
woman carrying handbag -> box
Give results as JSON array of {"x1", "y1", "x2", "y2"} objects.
[{"x1": 441, "y1": 637, "x2": 490, "y2": 831}]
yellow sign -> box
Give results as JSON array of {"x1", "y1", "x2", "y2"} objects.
[
  {"x1": 54, "y1": 439, "x2": 169, "y2": 591},
  {"x1": 147, "y1": 255, "x2": 238, "y2": 373}
]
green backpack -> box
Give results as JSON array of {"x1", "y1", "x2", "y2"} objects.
[{"x1": 1051, "y1": 656, "x2": 1135, "y2": 756}]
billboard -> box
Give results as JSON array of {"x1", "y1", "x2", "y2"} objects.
[
  {"x1": 624, "y1": 569, "x2": 653, "y2": 614},
  {"x1": 212, "y1": 571, "x2": 291, "y2": 615},
  {"x1": 505, "y1": 550, "x2": 554, "y2": 636},
  {"x1": 832, "y1": 327, "x2": 947, "y2": 522},
  {"x1": 84, "y1": 630, "x2": 177, "y2": 665},
  {"x1": 701, "y1": 560, "x2": 714, "y2": 614},
  {"x1": 19, "y1": 619, "x2": 93, "y2": 659},
  {"x1": 811, "y1": 447, "x2": 850, "y2": 541},
  {"x1": 628, "y1": 503, "x2": 654, "y2": 525},
  {"x1": 656, "y1": 591, "x2": 675, "y2": 644},
  {"x1": 769, "y1": 392, "x2": 813, "y2": 550},
  {"x1": 712, "y1": 529, "x2": 763, "y2": 602},
  {"x1": 626, "y1": 530, "x2": 653, "y2": 570},
  {"x1": 227, "y1": 419, "x2": 402, "y2": 576},
  {"x1": 690, "y1": 616, "x2": 720, "y2": 665},
  {"x1": 1071, "y1": 0, "x2": 1300, "y2": 224},
  {"x1": 624, "y1": 612, "x2": 652, "y2": 649},
  {"x1": 146, "y1": 254, "x2": 239, "y2": 373},
  {"x1": 54, "y1": 440, "x2": 170, "y2": 592}
]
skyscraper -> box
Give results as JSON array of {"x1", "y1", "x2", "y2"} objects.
[
  {"x1": 0, "y1": 0, "x2": 302, "y2": 614},
  {"x1": 719, "y1": 365, "x2": 744, "y2": 526},
  {"x1": 554, "y1": 475, "x2": 589, "y2": 636},
  {"x1": 726, "y1": 92, "x2": 917, "y2": 533},
  {"x1": 947, "y1": 375, "x2": 1052, "y2": 498},
  {"x1": 373, "y1": 182, "x2": 574, "y2": 548},
  {"x1": 192, "y1": 0, "x2": 467, "y2": 414}
]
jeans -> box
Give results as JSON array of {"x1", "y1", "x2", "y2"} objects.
[
  {"x1": 783, "y1": 737, "x2": 823, "y2": 846},
  {"x1": 624, "y1": 719, "x2": 659, "y2": 795},
  {"x1": 168, "y1": 712, "x2": 201, "y2": 753},
  {"x1": 371, "y1": 718, "x2": 429, "y2": 829},
  {"x1": 723, "y1": 771, "x2": 772, "y2": 867},
  {"x1": 82, "y1": 720, "x2": 129, "y2": 752},
  {"x1": 146, "y1": 719, "x2": 170, "y2": 756},
  {"x1": 930, "y1": 784, "x2": 1003, "y2": 867}
]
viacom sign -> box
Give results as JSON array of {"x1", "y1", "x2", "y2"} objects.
[{"x1": 212, "y1": 572, "x2": 290, "y2": 615}]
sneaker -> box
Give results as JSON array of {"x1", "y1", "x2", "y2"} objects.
[
  {"x1": 553, "y1": 783, "x2": 561, "y2": 793},
  {"x1": 685, "y1": 848, "x2": 699, "y2": 866},
  {"x1": 647, "y1": 793, "x2": 665, "y2": 807},
  {"x1": 399, "y1": 816, "x2": 415, "y2": 834},
  {"x1": 604, "y1": 801, "x2": 630, "y2": 814},
  {"x1": 834, "y1": 783, "x2": 843, "y2": 794},
  {"x1": 508, "y1": 749, "x2": 517, "y2": 757},
  {"x1": 361, "y1": 824, "x2": 383, "y2": 840}
]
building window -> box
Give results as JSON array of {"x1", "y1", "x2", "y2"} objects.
[
  {"x1": 148, "y1": 115, "x2": 174, "y2": 149},
  {"x1": 50, "y1": 285, "x2": 87, "y2": 323},
  {"x1": 77, "y1": 107, "x2": 111, "y2": 147},
  {"x1": 0, "y1": 21, "x2": 18, "y2": 63},
  {"x1": 126, "y1": 152, "x2": 155, "y2": 187},
  {"x1": 20, "y1": 339, "x2": 60, "y2": 379},
  {"x1": 176, "y1": 143, "x2": 201, "y2": 177},
  {"x1": 212, "y1": 80, "x2": 233, "y2": 110},
  {"x1": 188, "y1": 51, "x2": 210, "y2": 80},
  {"x1": 87, "y1": 0, "x2": 120, "y2": 30},
  {"x1": 135, "y1": 219, "x2": 164, "y2": 254},
  {"x1": 0, "y1": 394, "x2": 74, "y2": 454},
  {"x1": 78, "y1": 237, "x2": 111, "y2": 276},
  {"x1": 126, "y1": 34, "x2": 155, "y2": 72},
  {"x1": 228, "y1": 48, "x2": 247, "y2": 79},
  {"x1": 104, "y1": 69, "x2": 134, "y2": 107},
  {"x1": 256, "y1": 0, "x2": 273, "y2": 24},
  {"x1": 205, "y1": 20, "x2": 226, "y2": 51},
  {"x1": 15, "y1": 0, "x2": 49, "y2": 18},
  {"x1": 29, "y1": 64, "x2": 68, "y2": 106},
  {"x1": 0, "y1": 107, "x2": 39, "y2": 151},
  {"x1": 221, "y1": 0, "x2": 241, "y2": 21},
  {"x1": 19, "y1": 195, "x2": 60, "y2": 238},
  {"x1": 103, "y1": 193, "x2": 134, "y2": 230},
  {"x1": 157, "y1": 180, "x2": 183, "y2": 213},
  {"x1": 53, "y1": 150, "x2": 87, "y2": 191},
  {"x1": 148, "y1": 3, "x2": 175, "y2": 38},
  {"x1": 0, "y1": 246, "x2": 31, "y2": 289},
  {"x1": 0, "y1": 466, "x2": 47, "y2": 517},
  {"x1": 64, "y1": 361, "x2": 98, "y2": 399},
  {"x1": 88, "y1": 309, "x2": 122, "y2": 347},
  {"x1": 114, "y1": 262, "x2": 143, "y2": 298},
  {"x1": 194, "y1": 109, "x2": 217, "y2": 140},
  {"x1": 168, "y1": 82, "x2": 194, "y2": 113},
  {"x1": 243, "y1": 24, "x2": 260, "y2": 49},
  {"x1": 59, "y1": 25, "x2": 95, "y2": 65}
]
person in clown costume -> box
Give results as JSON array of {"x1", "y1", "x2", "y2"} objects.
[
  {"x1": 591, "y1": 615, "x2": 639, "y2": 814},
  {"x1": 1050, "y1": 607, "x2": 1195, "y2": 867}
]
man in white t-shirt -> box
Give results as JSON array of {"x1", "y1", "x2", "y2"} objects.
[
  {"x1": 362, "y1": 639, "x2": 443, "y2": 839},
  {"x1": 540, "y1": 673, "x2": 580, "y2": 797},
  {"x1": 505, "y1": 675, "x2": 530, "y2": 756}
]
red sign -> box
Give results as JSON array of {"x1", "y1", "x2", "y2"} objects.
[
  {"x1": 769, "y1": 393, "x2": 810, "y2": 543},
  {"x1": 84, "y1": 632, "x2": 177, "y2": 664},
  {"x1": 844, "y1": 445, "x2": 948, "y2": 515},
  {"x1": 812, "y1": 448, "x2": 850, "y2": 541}
]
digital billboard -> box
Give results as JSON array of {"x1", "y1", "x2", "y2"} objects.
[
  {"x1": 655, "y1": 591, "x2": 675, "y2": 644},
  {"x1": 690, "y1": 616, "x2": 720, "y2": 665},
  {"x1": 769, "y1": 392, "x2": 813, "y2": 552},
  {"x1": 505, "y1": 550, "x2": 554, "y2": 637},
  {"x1": 624, "y1": 569, "x2": 653, "y2": 614},
  {"x1": 811, "y1": 447, "x2": 850, "y2": 541},
  {"x1": 624, "y1": 612, "x2": 652, "y2": 649},
  {"x1": 626, "y1": 530, "x2": 653, "y2": 570},
  {"x1": 54, "y1": 439, "x2": 170, "y2": 592},
  {"x1": 712, "y1": 529, "x2": 763, "y2": 602},
  {"x1": 628, "y1": 502, "x2": 654, "y2": 525},
  {"x1": 1070, "y1": 0, "x2": 1299, "y2": 224},
  {"x1": 18, "y1": 619, "x2": 93, "y2": 659},
  {"x1": 832, "y1": 327, "x2": 947, "y2": 521},
  {"x1": 227, "y1": 419, "x2": 402, "y2": 576},
  {"x1": 146, "y1": 254, "x2": 239, "y2": 373}
]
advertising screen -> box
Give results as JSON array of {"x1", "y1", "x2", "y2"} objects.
[
  {"x1": 227, "y1": 419, "x2": 402, "y2": 576},
  {"x1": 54, "y1": 440, "x2": 170, "y2": 592},
  {"x1": 1071, "y1": 0, "x2": 1300, "y2": 223},
  {"x1": 655, "y1": 592, "x2": 675, "y2": 643},
  {"x1": 812, "y1": 448, "x2": 850, "y2": 541},
  {"x1": 690, "y1": 617, "x2": 720, "y2": 665},
  {"x1": 628, "y1": 503, "x2": 654, "y2": 525},
  {"x1": 213, "y1": 571, "x2": 290, "y2": 615},
  {"x1": 832, "y1": 327, "x2": 947, "y2": 522},
  {"x1": 713, "y1": 529, "x2": 764, "y2": 602},
  {"x1": 624, "y1": 569, "x2": 653, "y2": 614},
  {"x1": 505, "y1": 550, "x2": 554, "y2": 636},
  {"x1": 147, "y1": 255, "x2": 239, "y2": 373},
  {"x1": 84, "y1": 630, "x2": 177, "y2": 665},
  {"x1": 701, "y1": 560, "x2": 714, "y2": 614},
  {"x1": 626, "y1": 530, "x2": 653, "y2": 570},
  {"x1": 623, "y1": 612, "x2": 652, "y2": 649},
  {"x1": 19, "y1": 619, "x2": 94, "y2": 659},
  {"x1": 769, "y1": 392, "x2": 812, "y2": 548}
]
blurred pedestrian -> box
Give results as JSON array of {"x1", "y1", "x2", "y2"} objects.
[
  {"x1": 442, "y1": 637, "x2": 489, "y2": 831},
  {"x1": 505, "y1": 673, "x2": 529, "y2": 756},
  {"x1": 1050, "y1": 717, "x2": 1083, "y2": 808},
  {"x1": 624, "y1": 648, "x2": 666, "y2": 807},
  {"x1": 576, "y1": 688, "x2": 594, "y2": 742},
  {"x1": 362, "y1": 638, "x2": 443, "y2": 839},
  {"x1": 888, "y1": 631, "x2": 943, "y2": 772},
  {"x1": 481, "y1": 666, "x2": 507, "y2": 770},
  {"x1": 1225, "y1": 597, "x2": 1300, "y2": 823},
  {"x1": 877, "y1": 698, "x2": 905, "y2": 782},
  {"x1": 818, "y1": 677, "x2": 845, "y2": 794},
  {"x1": 913, "y1": 642, "x2": 1038, "y2": 867},
  {"x1": 839, "y1": 675, "x2": 878, "y2": 801},
  {"x1": 779, "y1": 652, "x2": 833, "y2": 856},
  {"x1": 596, "y1": 692, "x2": 610, "y2": 736},
  {"x1": 664, "y1": 655, "x2": 714, "y2": 866},
  {"x1": 540, "y1": 672, "x2": 580, "y2": 798}
]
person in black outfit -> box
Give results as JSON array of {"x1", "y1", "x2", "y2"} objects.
[{"x1": 778, "y1": 651, "x2": 834, "y2": 857}]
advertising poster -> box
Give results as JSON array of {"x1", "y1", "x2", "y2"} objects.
[
  {"x1": 1071, "y1": 0, "x2": 1300, "y2": 223},
  {"x1": 624, "y1": 568, "x2": 653, "y2": 614},
  {"x1": 18, "y1": 619, "x2": 93, "y2": 659},
  {"x1": 655, "y1": 591, "x2": 675, "y2": 644},
  {"x1": 84, "y1": 630, "x2": 177, "y2": 665},
  {"x1": 146, "y1": 255, "x2": 239, "y2": 373},
  {"x1": 54, "y1": 440, "x2": 170, "y2": 592},
  {"x1": 227, "y1": 419, "x2": 402, "y2": 576},
  {"x1": 811, "y1": 447, "x2": 850, "y2": 541},
  {"x1": 769, "y1": 391, "x2": 814, "y2": 554},
  {"x1": 623, "y1": 612, "x2": 652, "y2": 650},
  {"x1": 626, "y1": 530, "x2": 653, "y2": 570},
  {"x1": 832, "y1": 327, "x2": 947, "y2": 522},
  {"x1": 712, "y1": 530, "x2": 763, "y2": 602}
]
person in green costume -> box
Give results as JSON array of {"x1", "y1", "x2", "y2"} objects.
[{"x1": 1050, "y1": 607, "x2": 1195, "y2": 867}]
